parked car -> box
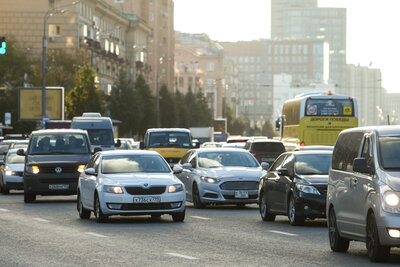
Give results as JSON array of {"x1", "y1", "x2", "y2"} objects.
[
  {"x1": 173, "y1": 148, "x2": 268, "y2": 208},
  {"x1": 327, "y1": 126, "x2": 400, "y2": 262},
  {"x1": 0, "y1": 148, "x2": 25, "y2": 194},
  {"x1": 244, "y1": 138, "x2": 286, "y2": 164},
  {"x1": 18, "y1": 129, "x2": 92, "y2": 203},
  {"x1": 259, "y1": 150, "x2": 332, "y2": 225},
  {"x1": 77, "y1": 150, "x2": 186, "y2": 223}
]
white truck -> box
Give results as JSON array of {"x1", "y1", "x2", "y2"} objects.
[{"x1": 189, "y1": 127, "x2": 214, "y2": 144}]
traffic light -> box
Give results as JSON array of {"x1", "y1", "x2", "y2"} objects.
[{"x1": 0, "y1": 37, "x2": 6, "y2": 55}]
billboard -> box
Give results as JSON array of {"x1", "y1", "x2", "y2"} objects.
[{"x1": 18, "y1": 87, "x2": 64, "y2": 120}]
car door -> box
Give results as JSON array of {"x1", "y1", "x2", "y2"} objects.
[
  {"x1": 176, "y1": 151, "x2": 193, "y2": 199},
  {"x1": 185, "y1": 152, "x2": 199, "y2": 200},
  {"x1": 80, "y1": 155, "x2": 97, "y2": 206},
  {"x1": 86, "y1": 155, "x2": 101, "y2": 210},
  {"x1": 275, "y1": 154, "x2": 295, "y2": 213},
  {"x1": 264, "y1": 153, "x2": 288, "y2": 212}
]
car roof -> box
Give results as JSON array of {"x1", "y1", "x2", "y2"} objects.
[
  {"x1": 284, "y1": 150, "x2": 333, "y2": 156},
  {"x1": 31, "y1": 129, "x2": 88, "y2": 135},
  {"x1": 146, "y1": 128, "x2": 190, "y2": 133},
  {"x1": 341, "y1": 125, "x2": 400, "y2": 136},
  {"x1": 98, "y1": 150, "x2": 161, "y2": 156},
  {"x1": 250, "y1": 139, "x2": 283, "y2": 144},
  {"x1": 195, "y1": 147, "x2": 250, "y2": 153}
]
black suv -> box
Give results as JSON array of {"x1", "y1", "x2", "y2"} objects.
[{"x1": 18, "y1": 129, "x2": 92, "y2": 203}]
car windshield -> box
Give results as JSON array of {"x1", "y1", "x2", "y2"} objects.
[
  {"x1": 0, "y1": 144, "x2": 10, "y2": 153},
  {"x1": 7, "y1": 152, "x2": 25, "y2": 164},
  {"x1": 198, "y1": 151, "x2": 259, "y2": 168},
  {"x1": 252, "y1": 142, "x2": 285, "y2": 152},
  {"x1": 148, "y1": 132, "x2": 191, "y2": 148},
  {"x1": 379, "y1": 136, "x2": 400, "y2": 169},
  {"x1": 86, "y1": 129, "x2": 114, "y2": 146},
  {"x1": 28, "y1": 133, "x2": 90, "y2": 155},
  {"x1": 101, "y1": 154, "x2": 171, "y2": 174},
  {"x1": 295, "y1": 153, "x2": 332, "y2": 175}
]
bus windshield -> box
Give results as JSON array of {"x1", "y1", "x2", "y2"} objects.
[
  {"x1": 305, "y1": 99, "x2": 354, "y2": 116},
  {"x1": 148, "y1": 132, "x2": 191, "y2": 148}
]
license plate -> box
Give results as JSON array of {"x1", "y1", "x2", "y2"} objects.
[
  {"x1": 49, "y1": 184, "x2": 69, "y2": 190},
  {"x1": 133, "y1": 196, "x2": 161, "y2": 203},
  {"x1": 234, "y1": 190, "x2": 248, "y2": 198}
]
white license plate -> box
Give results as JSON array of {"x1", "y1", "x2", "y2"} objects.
[
  {"x1": 234, "y1": 190, "x2": 248, "y2": 198},
  {"x1": 133, "y1": 196, "x2": 161, "y2": 203},
  {"x1": 49, "y1": 184, "x2": 69, "y2": 190}
]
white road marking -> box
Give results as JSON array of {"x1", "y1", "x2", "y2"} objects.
[
  {"x1": 190, "y1": 216, "x2": 211, "y2": 220},
  {"x1": 33, "y1": 217, "x2": 49, "y2": 223},
  {"x1": 86, "y1": 232, "x2": 107, "y2": 238},
  {"x1": 268, "y1": 230, "x2": 298, "y2": 237},
  {"x1": 165, "y1": 253, "x2": 198, "y2": 260},
  {"x1": 0, "y1": 208, "x2": 9, "y2": 212}
]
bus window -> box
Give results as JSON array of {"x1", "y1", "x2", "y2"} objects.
[{"x1": 305, "y1": 99, "x2": 354, "y2": 116}]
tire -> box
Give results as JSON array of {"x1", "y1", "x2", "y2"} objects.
[
  {"x1": 259, "y1": 191, "x2": 275, "y2": 221},
  {"x1": 192, "y1": 184, "x2": 205, "y2": 209},
  {"x1": 328, "y1": 207, "x2": 350, "y2": 252},
  {"x1": 77, "y1": 192, "x2": 91, "y2": 219},
  {"x1": 366, "y1": 213, "x2": 390, "y2": 262},
  {"x1": 94, "y1": 194, "x2": 108, "y2": 223},
  {"x1": 24, "y1": 192, "x2": 36, "y2": 203},
  {"x1": 0, "y1": 176, "x2": 8, "y2": 194},
  {"x1": 288, "y1": 195, "x2": 304, "y2": 226},
  {"x1": 172, "y1": 210, "x2": 185, "y2": 222}
]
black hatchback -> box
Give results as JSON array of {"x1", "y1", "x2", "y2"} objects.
[
  {"x1": 258, "y1": 150, "x2": 332, "y2": 225},
  {"x1": 18, "y1": 129, "x2": 92, "y2": 203}
]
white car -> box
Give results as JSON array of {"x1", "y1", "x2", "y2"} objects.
[
  {"x1": 0, "y1": 148, "x2": 25, "y2": 194},
  {"x1": 77, "y1": 150, "x2": 186, "y2": 223}
]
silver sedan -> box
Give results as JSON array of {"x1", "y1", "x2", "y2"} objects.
[{"x1": 173, "y1": 148, "x2": 268, "y2": 208}]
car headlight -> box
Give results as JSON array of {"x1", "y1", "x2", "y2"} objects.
[
  {"x1": 382, "y1": 185, "x2": 400, "y2": 213},
  {"x1": 26, "y1": 165, "x2": 39, "y2": 174},
  {"x1": 103, "y1": 185, "x2": 124, "y2": 194},
  {"x1": 296, "y1": 184, "x2": 320, "y2": 195},
  {"x1": 77, "y1": 165, "x2": 85, "y2": 173},
  {"x1": 168, "y1": 184, "x2": 183, "y2": 193},
  {"x1": 5, "y1": 170, "x2": 16, "y2": 176},
  {"x1": 200, "y1": 176, "x2": 220, "y2": 184}
]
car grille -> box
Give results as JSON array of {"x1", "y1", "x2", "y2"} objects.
[
  {"x1": 39, "y1": 178, "x2": 77, "y2": 183},
  {"x1": 223, "y1": 194, "x2": 258, "y2": 199},
  {"x1": 39, "y1": 166, "x2": 78, "y2": 174},
  {"x1": 314, "y1": 184, "x2": 328, "y2": 195},
  {"x1": 120, "y1": 202, "x2": 181, "y2": 210},
  {"x1": 220, "y1": 181, "x2": 259, "y2": 190},
  {"x1": 124, "y1": 186, "x2": 166, "y2": 195},
  {"x1": 14, "y1": 172, "x2": 23, "y2": 176}
]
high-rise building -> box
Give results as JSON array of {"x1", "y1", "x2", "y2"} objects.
[{"x1": 271, "y1": 0, "x2": 346, "y2": 90}]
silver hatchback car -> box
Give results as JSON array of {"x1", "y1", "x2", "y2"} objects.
[{"x1": 327, "y1": 126, "x2": 400, "y2": 262}]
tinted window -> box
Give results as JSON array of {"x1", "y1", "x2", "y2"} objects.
[
  {"x1": 251, "y1": 142, "x2": 285, "y2": 152},
  {"x1": 101, "y1": 155, "x2": 170, "y2": 173},
  {"x1": 87, "y1": 129, "x2": 114, "y2": 146},
  {"x1": 379, "y1": 136, "x2": 400, "y2": 169},
  {"x1": 149, "y1": 132, "x2": 191, "y2": 148},
  {"x1": 179, "y1": 151, "x2": 192, "y2": 164},
  {"x1": 332, "y1": 132, "x2": 364, "y2": 171},
  {"x1": 305, "y1": 98, "x2": 354, "y2": 116},
  {"x1": 295, "y1": 153, "x2": 332, "y2": 175},
  {"x1": 28, "y1": 133, "x2": 90, "y2": 155},
  {"x1": 198, "y1": 151, "x2": 259, "y2": 168},
  {"x1": 361, "y1": 136, "x2": 374, "y2": 170},
  {"x1": 271, "y1": 154, "x2": 287, "y2": 171}
]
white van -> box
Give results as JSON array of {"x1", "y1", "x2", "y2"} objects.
[{"x1": 327, "y1": 126, "x2": 400, "y2": 262}]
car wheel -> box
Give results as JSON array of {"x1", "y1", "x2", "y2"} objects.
[
  {"x1": 192, "y1": 183, "x2": 205, "y2": 209},
  {"x1": 0, "y1": 176, "x2": 8, "y2": 194},
  {"x1": 366, "y1": 213, "x2": 390, "y2": 262},
  {"x1": 172, "y1": 210, "x2": 185, "y2": 222},
  {"x1": 288, "y1": 195, "x2": 304, "y2": 226},
  {"x1": 94, "y1": 194, "x2": 108, "y2": 223},
  {"x1": 328, "y1": 207, "x2": 350, "y2": 252},
  {"x1": 24, "y1": 192, "x2": 36, "y2": 203},
  {"x1": 259, "y1": 191, "x2": 275, "y2": 222},
  {"x1": 77, "y1": 192, "x2": 91, "y2": 219}
]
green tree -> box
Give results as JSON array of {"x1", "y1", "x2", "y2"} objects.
[
  {"x1": 262, "y1": 120, "x2": 277, "y2": 138},
  {"x1": 159, "y1": 85, "x2": 176, "y2": 128},
  {"x1": 65, "y1": 64, "x2": 104, "y2": 119},
  {"x1": 135, "y1": 74, "x2": 155, "y2": 137}
]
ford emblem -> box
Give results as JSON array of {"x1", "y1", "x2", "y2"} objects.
[{"x1": 55, "y1": 167, "x2": 62, "y2": 173}]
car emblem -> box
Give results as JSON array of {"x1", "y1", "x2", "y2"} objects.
[
  {"x1": 143, "y1": 183, "x2": 149, "y2": 187},
  {"x1": 55, "y1": 167, "x2": 62, "y2": 173}
]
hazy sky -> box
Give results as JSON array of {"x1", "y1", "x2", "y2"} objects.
[{"x1": 174, "y1": 0, "x2": 400, "y2": 93}]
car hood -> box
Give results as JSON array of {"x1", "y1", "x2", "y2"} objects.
[
  {"x1": 27, "y1": 154, "x2": 91, "y2": 165},
  {"x1": 5, "y1": 163, "x2": 24, "y2": 172},
  {"x1": 383, "y1": 171, "x2": 400, "y2": 191},
  {"x1": 297, "y1": 174, "x2": 328, "y2": 184},
  {"x1": 201, "y1": 167, "x2": 263, "y2": 180},
  {"x1": 100, "y1": 172, "x2": 181, "y2": 186}
]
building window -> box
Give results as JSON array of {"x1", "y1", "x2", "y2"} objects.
[
  {"x1": 49, "y1": 0, "x2": 56, "y2": 10},
  {"x1": 110, "y1": 42, "x2": 114, "y2": 53},
  {"x1": 179, "y1": 77, "x2": 184, "y2": 88},
  {"x1": 250, "y1": 56, "x2": 254, "y2": 63},
  {"x1": 207, "y1": 62, "x2": 214, "y2": 72},
  {"x1": 149, "y1": 12, "x2": 154, "y2": 22},
  {"x1": 115, "y1": 45, "x2": 119, "y2": 56},
  {"x1": 188, "y1": 77, "x2": 193, "y2": 89},
  {"x1": 48, "y1": 24, "x2": 61, "y2": 36},
  {"x1": 83, "y1": 24, "x2": 88, "y2": 37}
]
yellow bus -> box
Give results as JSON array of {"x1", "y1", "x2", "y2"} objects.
[{"x1": 277, "y1": 91, "x2": 358, "y2": 146}]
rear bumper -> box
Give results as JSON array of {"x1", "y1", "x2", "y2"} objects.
[{"x1": 24, "y1": 173, "x2": 79, "y2": 195}]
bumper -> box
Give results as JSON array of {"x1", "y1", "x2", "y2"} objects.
[
  {"x1": 376, "y1": 211, "x2": 400, "y2": 247},
  {"x1": 295, "y1": 192, "x2": 326, "y2": 218},
  {"x1": 3, "y1": 175, "x2": 24, "y2": 190},
  {"x1": 99, "y1": 191, "x2": 186, "y2": 216},
  {"x1": 198, "y1": 183, "x2": 259, "y2": 204},
  {"x1": 24, "y1": 173, "x2": 79, "y2": 195}
]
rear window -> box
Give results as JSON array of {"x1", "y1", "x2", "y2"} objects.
[{"x1": 251, "y1": 142, "x2": 285, "y2": 152}]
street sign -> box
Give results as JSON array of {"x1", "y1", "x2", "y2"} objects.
[
  {"x1": 5, "y1": 112, "x2": 11, "y2": 125},
  {"x1": 41, "y1": 116, "x2": 50, "y2": 128}
]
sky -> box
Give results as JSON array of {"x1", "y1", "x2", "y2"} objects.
[{"x1": 174, "y1": 0, "x2": 400, "y2": 93}]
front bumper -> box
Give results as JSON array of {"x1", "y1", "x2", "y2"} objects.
[
  {"x1": 3, "y1": 175, "x2": 24, "y2": 190},
  {"x1": 376, "y1": 211, "x2": 400, "y2": 247},
  {"x1": 24, "y1": 173, "x2": 80, "y2": 195},
  {"x1": 295, "y1": 192, "x2": 326, "y2": 219},
  {"x1": 99, "y1": 191, "x2": 186, "y2": 216},
  {"x1": 198, "y1": 182, "x2": 259, "y2": 204}
]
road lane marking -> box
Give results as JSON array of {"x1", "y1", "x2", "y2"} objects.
[
  {"x1": 0, "y1": 208, "x2": 9, "y2": 212},
  {"x1": 190, "y1": 216, "x2": 211, "y2": 220},
  {"x1": 268, "y1": 230, "x2": 298, "y2": 237},
  {"x1": 165, "y1": 253, "x2": 198, "y2": 260},
  {"x1": 86, "y1": 232, "x2": 107, "y2": 238},
  {"x1": 33, "y1": 217, "x2": 49, "y2": 223}
]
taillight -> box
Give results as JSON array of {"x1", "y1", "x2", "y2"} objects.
[{"x1": 300, "y1": 141, "x2": 306, "y2": 146}]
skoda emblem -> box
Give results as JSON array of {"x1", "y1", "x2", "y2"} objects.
[{"x1": 55, "y1": 167, "x2": 62, "y2": 173}]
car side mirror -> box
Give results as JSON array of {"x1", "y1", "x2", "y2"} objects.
[
  {"x1": 277, "y1": 168, "x2": 289, "y2": 176},
  {"x1": 85, "y1": 168, "x2": 97, "y2": 176},
  {"x1": 115, "y1": 139, "x2": 121, "y2": 148},
  {"x1": 353, "y1": 157, "x2": 374, "y2": 174},
  {"x1": 17, "y1": 149, "x2": 26, "y2": 156},
  {"x1": 139, "y1": 141, "x2": 145, "y2": 150},
  {"x1": 93, "y1": 147, "x2": 102, "y2": 154},
  {"x1": 182, "y1": 163, "x2": 193, "y2": 171},
  {"x1": 192, "y1": 140, "x2": 200, "y2": 148},
  {"x1": 261, "y1": 162, "x2": 270, "y2": 170},
  {"x1": 173, "y1": 165, "x2": 183, "y2": 174}
]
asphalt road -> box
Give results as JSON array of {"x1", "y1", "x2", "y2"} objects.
[{"x1": 1, "y1": 191, "x2": 400, "y2": 266}]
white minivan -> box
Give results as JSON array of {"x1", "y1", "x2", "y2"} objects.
[{"x1": 327, "y1": 126, "x2": 400, "y2": 262}]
